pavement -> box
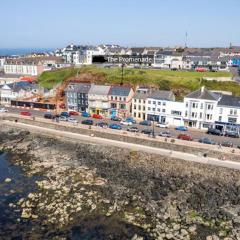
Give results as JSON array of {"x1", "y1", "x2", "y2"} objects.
[
  {"x1": 3, "y1": 120, "x2": 240, "y2": 171},
  {"x1": 3, "y1": 106, "x2": 240, "y2": 148}
]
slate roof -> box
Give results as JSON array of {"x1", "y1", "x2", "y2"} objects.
[
  {"x1": 66, "y1": 83, "x2": 91, "y2": 94},
  {"x1": 133, "y1": 87, "x2": 151, "y2": 100},
  {"x1": 186, "y1": 87, "x2": 220, "y2": 101},
  {"x1": 88, "y1": 85, "x2": 111, "y2": 95},
  {"x1": 149, "y1": 90, "x2": 175, "y2": 101},
  {"x1": 218, "y1": 95, "x2": 240, "y2": 108},
  {"x1": 108, "y1": 86, "x2": 132, "y2": 96}
]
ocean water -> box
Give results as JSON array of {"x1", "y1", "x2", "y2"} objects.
[{"x1": 0, "y1": 48, "x2": 54, "y2": 56}]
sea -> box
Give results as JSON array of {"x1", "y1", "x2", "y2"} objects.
[{"x1": 0, "y1": 48, "x2": 54, "y2": 56}]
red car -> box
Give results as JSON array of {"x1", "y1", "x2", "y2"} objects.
[
  {"x1": 177, "y1": 134, "x2": 193, "y2": 141},
  {"x1": 20, "y1": 111, "x2": 32, "y2": 116},
  {"x1": 92, "y1": 114, "x2": 103, "y2": 119},
  {"x1": 69, "y1": 111, "x2": 79, "y2": 116}
]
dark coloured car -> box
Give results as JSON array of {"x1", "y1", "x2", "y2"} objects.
[
  {"x1": 225, "y1": 131, "x2": 239, "y2": 138},
  {"x1": 221, "y1": 141, "x2": 233, "y2": 148},
  {"x1": 109, "y1": 124, "x2": 122, "y2": 130},
  {"x1": 81, "y1": 119, "x2": 93, "y2": 125},
  {"x1": 111, "y1": 116, "x2": 122, "y2": 122},
  {"x1": 60, "y1": 112, "x2": 70, "y2": 118},
  {"x1": 44, "y1": 113, "x2": 55, "y2": 119},
  {"x1": 139, "y1": 120, "x2": 151, "y2": 126},
  {"x1": 82, "y1": 112, "x2": 91, "y2": 118},
  {"x1": 177, "y1": 134, "x2": 193, "y2": 141},
  {"x1": 141, "y1": 129, "x2": 153, "y2": 135},
  {"x1": 96, "y1": 122, "x2": 108, "y2": 128},
  {"x1": 198, "y1": 137, "x2": 216, "y2": 145},
  {"x1": 125, "y1": 117, "x2": 136, "y2": 124},
  {"x1": 127, "y1": 126, "x2": 139, "y2": 132},
  {"x1": 175, "y1": 126, "x2": 188, "y2": 131},
  {"x1": 207, "y1": 128, "x2": 222, "y2": 136}
]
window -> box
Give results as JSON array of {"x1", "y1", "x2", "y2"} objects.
[
  {"x1": 111, "y1": 103, "x2": 117, "y2": 108},
  {"x1": 148, "y1": 100, "x2": 151, "y2": 104},
  {"x1": 192, "y1": 102, "x2": 198, "y2": 108},
  {"x1": 134, "y1": 99, "x2": 136, "y2": 103},
  {"x1": 139, "y1": 99, "x2": 141, "y2": 103},
  {"x1": 199, "y1": 112, "x2": 203, "y2": 118},
  {"x1": 200, "y1": 103, "x2": 203, "y2": 109},
  {"x1": 119, "y1": 97, "x2": 122, "y2": 101},
  {"x1": 157, "y1": 108, "x2": 160, "y2": 112},
  {"x1": 123, "y1": 97, "x2": 126, "y2": 101},
  {"x1": 134, "y1": 112, "x2": 136, "y2": 117},
  {"x1": 185, "y1": 102, "x2": 188, "y2": 107},
  {"x1": 143, "y1": 106, "x2": 145, "y2": 111},
  {"x1": 138, "y1": 113, "x2": 141, "y2": 118},
  {"x1": 152, "y1": 108, "x2": 155, "y2": 111},
  {"x1": 148, "y1": 107, "x2": 151, "y2": 110},
  {"x1": 234, "y1": 109, "x2": 237, "y2": 115},
  {"x1": 206, "y1": 114, "x2": 212, "y2": 120},
  {"x1": 191, "y1": 112, "x2": 197, "y2": 118},
  {"x1": 163, "y1": 102, "x2": 166, "y2": 106},
  {"x1": 219, "y1": 116, "x2": 222, "y2": 122},
  {"x1": 228, "y1": 117, "x2": 237, "y2": 123},
  {"x1": 153, "y1": 101, "x2": 156, "y2": 105},
  {"x1": 230, "y1": 109, "x2": 233, "y2": 115},
  {"x1": 162, "y1": 109, "x2": 166, "y2": 113},
  {"x1": 158, "y1": 101, "x2": 161, "y2": 105},
  {"x1": 138, "y1": 105, "x2": 141, "y2": 110},
  {"x1": 134, "y1": 105, "x2": 136, "y2": 110},
  {"x1": 115, "y1": 96, "x2": 117, "y2": 100},
  {"x1": 120, "y1": 104, "x2": 126, "y2": 109},
  {"x1": 111, "y1": 96, "x2": 113, "y2": 100},
  {"x1": 207, "y1": 104, "x2": 213, "y2": 110},
  {"x1": 171, "y1": 110, "x2": 182, "y2": 116},
  {"x1": 219, "y1": 108, "x2": 223, "y2": 114}
]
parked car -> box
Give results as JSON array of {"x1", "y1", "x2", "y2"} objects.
[
  {"x1": 175, "y1": 126, "x2": 188, "y2": 131},
  {"x1": 59, "y1": 116, "x2": 68, "y2": 121},
  {"x1": 96, "y1": 122, "x2": 108, "y2": 128},
  {"x1": 0, "y1": 108, "x2": 8, "y2": 113},
  {"x1": 59, "y1": 103, "x2": 66, "y2": 109},
  {"x1": 20, "y1": 111, "x2": 31, "y2": 116},
  {"x1": 156, "y1": 123, "x2": 169, "y2": 128},
  {"x1": 60, "y1": 112, "x2": 70, "y2": 118},
  {"x1": 109, "y1": 123, "x2": 122, "y2": 130},
  {"x1": 159, "y1": 131, "x2": 171, "y2": 138},
  {"x1": 69, "y1": 111, "x2": 79, "y2": 116},
  {"x1": 44, "y1": 113, "x2": 55, "y2": 119},
  {"x1": 221, "y1": 141, "x2": 233, "y2": 148},
  {"x1": 81, "y1": 119, "x2": 93, "y2": 125},
  {"x1": 127, "y1": 126, "x2": 139, "y2": 132},
  {"x1": 92, "y1": 114, "x2": 103, "y2": 119},
  {"x1": 81, "y1": 112, "x2": 91, "y2": 118},
  {"x1": 198, "y1": 137, "x2": 216, "y2": 145},
  {"x1": 68, "y1": 117, "x2": 78, "y2": 124},
  {"x1": 120, "y1": 120, "x2": 133, "y2": 126},
  {"x1": 141, "y1": 129, "x2": 153, "y2": 135},
  {"x1": 111, "y1": 116, "x2": 122, "y2": 122},
  {"x1": 207, "y1": 128, "x2": 222, "y2": 136},
  {"x1": 177, "y1": 134, "x2": 193, "y2": 141},
  {"x1": 139, "y1": 120, "x2": 151, "y2": 126},
  {"x1": 125, "y1": 117, "x2": 136, "y2": 124},
  {"x1": 225, "y1": 131, "x2": 239, "y2": 138}
]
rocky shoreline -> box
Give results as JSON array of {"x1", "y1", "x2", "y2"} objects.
[{"x1": 0, "y1": 125, "x2": 240, "y2": 240}]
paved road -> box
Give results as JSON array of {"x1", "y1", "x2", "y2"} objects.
[
  {"x1": 4, "y1": 107, "x2": 240, "y2": 147},
  {"x1": 3, "y1": 120, "x2": 240, "y2": 171}
]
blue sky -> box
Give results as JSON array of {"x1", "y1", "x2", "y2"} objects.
[{"x1": 1, "y1": 0, "x2": 240, "y2": 48}]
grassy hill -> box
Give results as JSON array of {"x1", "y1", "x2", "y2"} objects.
[{"x1": 38, "y1": 66, "x2": 240, "y2": 100}]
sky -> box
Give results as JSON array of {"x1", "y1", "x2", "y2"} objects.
[{"x1": 1, "y1": 0, "x2": 240, "y2": 49}]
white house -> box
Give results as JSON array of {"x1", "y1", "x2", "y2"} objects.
[
  {"x1": 217, "y1": 95, "x2": 240, "y2": 124},
  {"x1": 146, "y1": 90, "x2": 184, "y2": 126},
  {"x1": 183, "y1": 87, "x2": 221, "y2": 129},
  {"x1": 88, "y1": 85, "x2": 111, "y2": 116}
]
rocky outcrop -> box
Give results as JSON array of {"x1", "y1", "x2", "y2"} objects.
[{"x1": 1, "y1": 126, "x2": 240, "y2": 240}]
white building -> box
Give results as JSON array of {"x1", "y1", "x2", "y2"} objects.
[
  {"x1": 131, "y1": 87, "x2": 151, "y2": 120},
  {"x1": 146, "y1": 90, "x2": 185, "y2": 126},
  {"x1": 217, "y1": 95, "x2": 240, "y2": 125},
  {"x1": 0, "y1": 58, "x2": 6, "y2": 69},
  {"x1": 183, "y1": 87, "x2": 220, "y2": 129},
  {"x1": 88, "y1": 84, "x2": 111, "y2": 116}
]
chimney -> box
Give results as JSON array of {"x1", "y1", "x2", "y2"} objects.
[{"x1": 201, "y1": 86, "x2": 205, "y2": 93}]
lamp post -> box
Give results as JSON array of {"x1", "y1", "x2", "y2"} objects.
[{"x1": 152, "y1": 101, "x2": 157, "y2": 137}]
